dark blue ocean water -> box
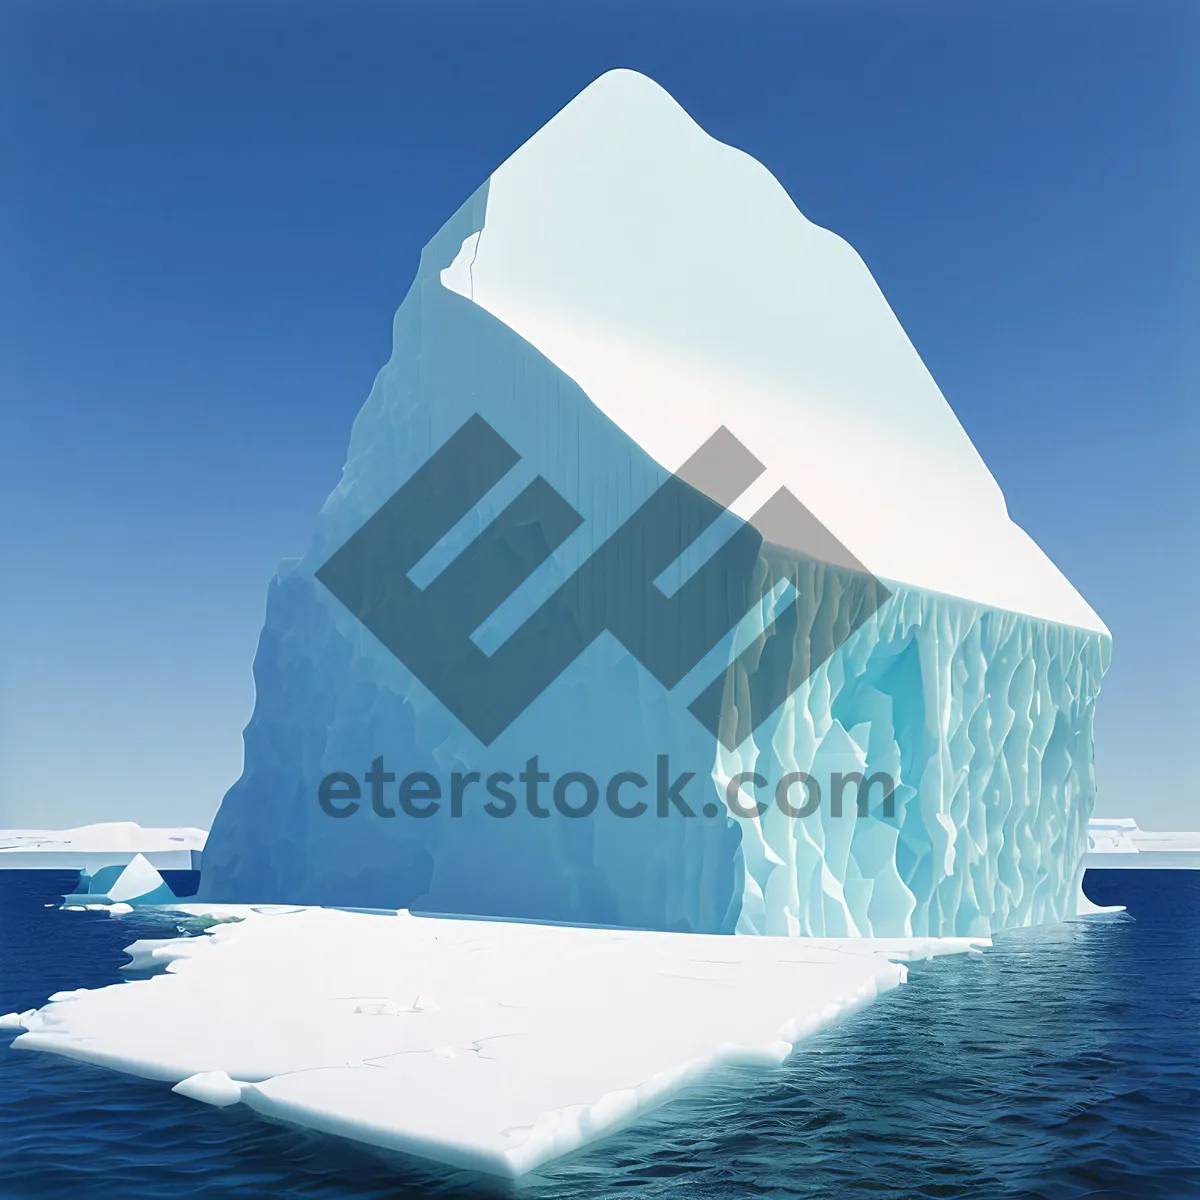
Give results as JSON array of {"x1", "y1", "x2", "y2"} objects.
[{"x1": 1, "y1": 870, "x2": 1197, "y2": 1200}]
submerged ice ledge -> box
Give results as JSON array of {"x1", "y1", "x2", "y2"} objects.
[{"x1": 9, "y1": 906, "x2": 983, "y2": 1178}]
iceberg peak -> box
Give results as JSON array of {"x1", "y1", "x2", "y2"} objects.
[{"x1": 440, "y1": 68, "x2": 1104, "y2": 634}]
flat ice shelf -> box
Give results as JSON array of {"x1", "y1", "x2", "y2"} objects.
[
  {"x1": 1084, "y1": 817, "x2": 1200, "y2": 870},
  {"x1": 9, "y1": 906, "x2": 981, "y2": 1177},
  {"x1": 0, "y1": 823, "x2": 206, "y2": 871}
]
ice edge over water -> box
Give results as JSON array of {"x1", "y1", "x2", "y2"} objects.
[{"x1": 11, "y1": 906, "x2": 986, "y2": 1178}]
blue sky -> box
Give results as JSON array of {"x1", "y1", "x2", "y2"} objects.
[{"x1": 2, "y1": 1, "x2": 1196, "y2": 830}]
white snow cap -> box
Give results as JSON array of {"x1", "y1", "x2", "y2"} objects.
[
  {"x1": 0, "y1": 823, "x2": 206, "y2": 854},
  {"x1": 441, "y1": 69, "x2": 1105, "y2": 634},
  {"x1": 105, "y1": 853, "x2": 168, "y2": 903}
]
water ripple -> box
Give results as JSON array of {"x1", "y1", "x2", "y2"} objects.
[{"x1": 1, "y1": 870, "x2": 1196, "y2": 1199}]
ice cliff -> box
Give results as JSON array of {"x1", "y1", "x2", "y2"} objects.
[{"x1": 199, "y1": 70, "x2": 1109, "y2": 937}]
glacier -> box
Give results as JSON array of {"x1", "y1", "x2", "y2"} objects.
[{"x1": 197, "y1": 69, "x2": 1110, "y2": 938}]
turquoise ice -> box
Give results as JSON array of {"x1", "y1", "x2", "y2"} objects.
[{"x1": 63, "y1": 854, "x2": 178, "y2": 907}]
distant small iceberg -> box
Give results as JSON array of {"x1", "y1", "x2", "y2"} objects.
[{"x1": 60, "y1": 854, "x2": 180, "y2": 910}]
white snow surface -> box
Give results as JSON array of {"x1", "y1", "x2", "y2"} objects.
[
  {"x1": 440, "y1": 69, "x2": 1104, "y2": 633},
  {"x1": 1084, "y1": 816, "x2": 1200, "y2": 869},
  {"x1": 0, "y1": 823, "x2": 206, "y2": 869},
  {"x1": 11, "y1": 906, "x2": 984, "y2": 1177},
  {"x1": 104, "y1": 854, "x2": 170, "y2": 903}
]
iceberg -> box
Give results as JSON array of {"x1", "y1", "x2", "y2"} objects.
[
  {"x1": 60, "y1": 853, "x2": 179, "y2": 908},
  {"x1": 198, "y1": 69, "x2": 1110, "y2": 937}
]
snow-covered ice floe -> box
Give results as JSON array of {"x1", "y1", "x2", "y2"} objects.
[{"x1": 9, "y1": 906, "x2": 985, "y2": 1177}]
